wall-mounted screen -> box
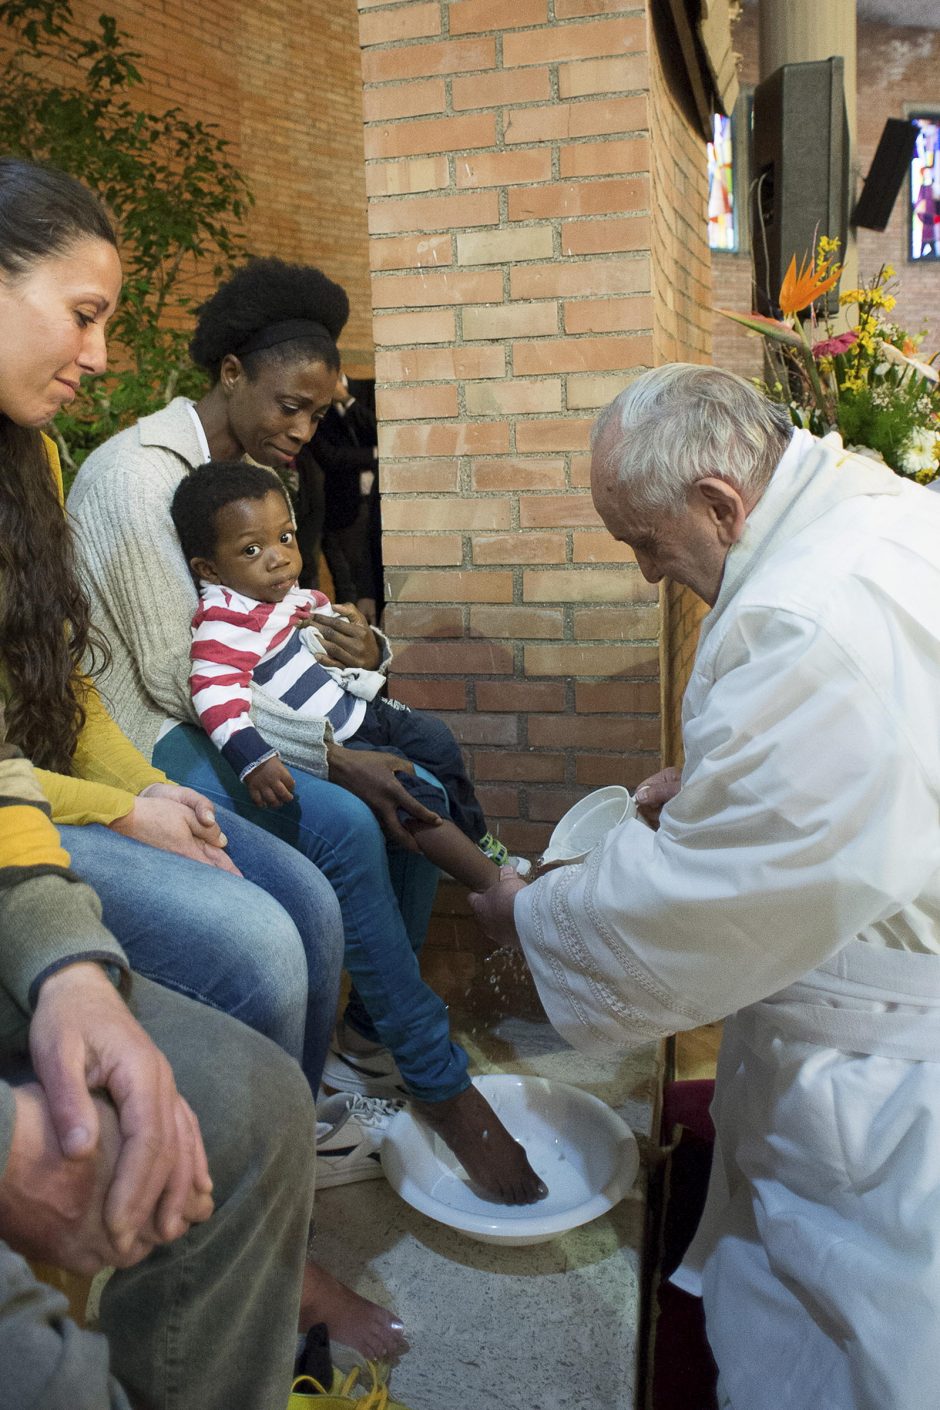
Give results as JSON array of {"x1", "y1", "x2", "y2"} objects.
[
  {"x1": 708, "y1": 112, "x2": 737, "y2": 252},
  {"x1": 910, "y1": 115, "x2": 940, "y2": 262}
]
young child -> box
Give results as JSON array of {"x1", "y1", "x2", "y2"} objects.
[{"x1": 171, "y1": 461, "x2": 528, "y2": 894}]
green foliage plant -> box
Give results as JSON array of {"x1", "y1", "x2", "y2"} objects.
[{"x1": 0, "y1": 0, "x2": 253, "y2": 477}]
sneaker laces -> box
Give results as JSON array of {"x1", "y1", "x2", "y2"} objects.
[
  {"x1": 347, "y1": 1094, "x2": 406, "y2": 1128},
  {"x1": 478, "y1": 830, "x2": 510, "y2": 865},
  {"x1": 292, "y1": 1359, "x2": 403, "y2": 1408},
  {"x1": 339, "y1": 1362, "x2": 391, "y2": 1408}
]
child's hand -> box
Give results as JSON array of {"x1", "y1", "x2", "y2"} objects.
[{"x1": 245, "y1": 756, "x2": 296, "y2": 809}]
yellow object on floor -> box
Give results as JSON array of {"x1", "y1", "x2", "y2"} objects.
[
  {"x1": 673, "y1": 1022, "x2": 722, "y2": 1081},
  {"x1": 289, "y1": 1362, "x2": 412, "y2": 1409}
]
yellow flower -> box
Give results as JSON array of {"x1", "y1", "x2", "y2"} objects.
[{"x1": 779, "y1": 253, "x2": 842, "y2": 317}]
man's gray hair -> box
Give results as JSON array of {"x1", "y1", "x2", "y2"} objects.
[{"x1": 592, "y1": 363, "x2": 793, "y2": 515}]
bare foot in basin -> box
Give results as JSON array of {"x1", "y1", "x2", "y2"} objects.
[{"x1": 411, "y1": 1083, "x2": 548, "y2": 1205}]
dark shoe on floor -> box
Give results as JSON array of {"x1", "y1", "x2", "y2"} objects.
[{"x1": 295, "y1": 1321, "x2": 333, "y2": 1388}]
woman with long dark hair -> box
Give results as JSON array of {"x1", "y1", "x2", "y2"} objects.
[
  {"x1": 0, "y1": 155, "x2": 323, "y2": 1410},
  {"x1": 0, "y1": 156, "x2": 413, "y2": 1361}
]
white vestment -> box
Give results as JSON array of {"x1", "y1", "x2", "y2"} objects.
[{"x1": 515, "y1": 429, "x2": 940, "y2": 1409}]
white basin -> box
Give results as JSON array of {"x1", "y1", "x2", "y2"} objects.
[{"x1": 381, "y1": 1073, "x2": 640, "y2": 1246}]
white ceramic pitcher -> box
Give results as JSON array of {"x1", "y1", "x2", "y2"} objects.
[{"x1": 539, "y1": 785, "x2": 637, "y2": 867}]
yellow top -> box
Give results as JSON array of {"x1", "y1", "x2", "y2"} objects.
[{"x1": 31, "y1": 435, "x2": 167, "y2": 825}]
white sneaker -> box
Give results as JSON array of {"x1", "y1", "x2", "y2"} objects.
[
  {"x1": 478, "y1": 831, "x2": 532, "y2": 876},
  {"x1": 320, "y1": 1020, "x2": 409, "y2": 1099},
  {"x1": 315, "y1": 1092, "x2": 406, "y2": 1187}
]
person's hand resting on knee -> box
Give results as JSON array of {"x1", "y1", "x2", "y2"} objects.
[
  {"x1": 326, "y1": 744, "x2": 442, "y2": 852},
  {"x1": 2, "y1": 962, "x2": 214, "y2": 1272}
]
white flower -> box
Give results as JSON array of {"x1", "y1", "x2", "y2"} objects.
[
  {"x1": 845, "y1": 444, "x2": 887, "y2": 465},
  {"x1": 899, "y1": 425, "x2": 940, "y2": 475},
  {"x1": 877, "y1": 340, "x2": 940, "y2": 383}
]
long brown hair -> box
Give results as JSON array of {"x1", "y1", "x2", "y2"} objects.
[{"x1": 0, "y1": 160, "x2": 117, "y2": 771}]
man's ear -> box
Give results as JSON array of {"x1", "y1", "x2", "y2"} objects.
[
  {"x1": 694, "y1": 477, "x2": 749, "y2": 547},
  {"x1": 191, "y1": 556, "x2": 220, "y2": 584}
]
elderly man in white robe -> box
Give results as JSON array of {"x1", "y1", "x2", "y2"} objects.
[{"x1": 471, "y1": 363, "x2": 940, "y2": 1410}]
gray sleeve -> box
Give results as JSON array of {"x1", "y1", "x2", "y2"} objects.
[
  {"x1": 68, "y1": 458, "x2": 200, "y2": 727},
  {"x1": 0, "y1": 874, "x2": 129, "y2": 1056},
  {"x1": 0, "y1": 1242, "x2": 132, "y2": 1409},
  {"x1": 0, "y1": 1081, "x2": 12, "y2": 1182}
]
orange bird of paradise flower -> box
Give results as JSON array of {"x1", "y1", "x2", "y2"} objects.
[{"x1": 778, "y1": 253, "x2": 841, "y2": 317}]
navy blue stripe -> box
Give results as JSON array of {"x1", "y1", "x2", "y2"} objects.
[
  {"x1": 279, "y1": 663, "x2": 356, "y2": 729},
  {"x1": 280, "y1": 660, "x2": 333, "y2": 707},
  {"x1": 254, "y1": 633, "x2": 301, "y2": 686},
  {"x1": 221, "y1": 725, "x2": 272, "y2": 777},
  {"x1": 325, "y1": 692, "x2": 359, "y2": 733}
]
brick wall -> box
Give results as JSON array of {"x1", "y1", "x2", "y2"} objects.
[
  {"x1": 647, "y1": 21, "x2": 712, "y2": 367},
  {"x1": 647, "y1": 12, "x2": 713, "y2": 759},
  {"x1": 361, "y1": 1, "x2": 662, "y2": 870},
  {"x1": 713, "y1": 7, "x2": 940, "y2": 380},
  {"x1": 358, "y1": 0, "x2": 716, "y2": 984},
  {"x1": 0, "y1": 0, "x2": 377, "y2": 372}
]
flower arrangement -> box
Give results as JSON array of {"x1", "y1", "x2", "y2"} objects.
[{"x1": 719, "y1": 239, "x2": 940, "y2": 484}]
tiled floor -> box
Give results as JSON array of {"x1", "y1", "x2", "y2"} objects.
[{"x1": 314, "y1": 1015, "x2": 663, "y2": 1410}]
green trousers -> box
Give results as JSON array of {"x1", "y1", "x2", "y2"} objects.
[{"x1": 0, "y1": 976, "x2": 317, "y2": 1410}]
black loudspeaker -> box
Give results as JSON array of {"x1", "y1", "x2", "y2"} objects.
[
  {"x1": 852, "y1": 119, "x2": 918, "y2": 231},
  {"x1": 751, "y1": 58, "x2": 849, "y2": 316}
]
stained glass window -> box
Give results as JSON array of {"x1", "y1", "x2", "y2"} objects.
[
  {"x1": 910, "y1": 115, "x2": 940, "y2": 262},
  {"x1": 707, "y1": 112, "x2": 737, "y2": 251}
]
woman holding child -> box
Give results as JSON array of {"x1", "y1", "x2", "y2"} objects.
[{"x1": 68, "y1": 256, "x2": 546, "y2": 1204}]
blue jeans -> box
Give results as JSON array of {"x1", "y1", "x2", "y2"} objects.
[
  {"x1": 154, "y1": 724, "x2": 470, "y2": 1103},
  {"x1": 60, "y1": 807, "x2": 344, "y2": 1096}
]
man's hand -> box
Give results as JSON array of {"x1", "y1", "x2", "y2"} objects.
[
  {"x1": 327, "y1": 744, "x2": 441, "y2": 851},
  {"x1": 244, "y1": 756, "x2": 296, "y2": 809},
  {"x1": 28, "y1": 963, "x2": 213, "y2": 1259},
  {"x1": 311, "y1": 606, "x2": 382, "y2": 671},
  {"x1": 110, "y1": 787, "x2": 240, "y2": 874},
  {"x1": 634, "y1": 766, "x2": 682, "y2": 830},
  {"x1": 468, "y1": 866, "x2": 528, "y2": 948},
  {"x1": 0, "y1": 1084, "x2": 207, "y2": 1275}
]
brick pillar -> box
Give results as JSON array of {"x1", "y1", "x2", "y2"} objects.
[
  {"x1": 646, "y1": 17, "x2": 714, "y2": 761},
  {"x1": 356, "y1": 0, "x2": 713, "y2": 988}
]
